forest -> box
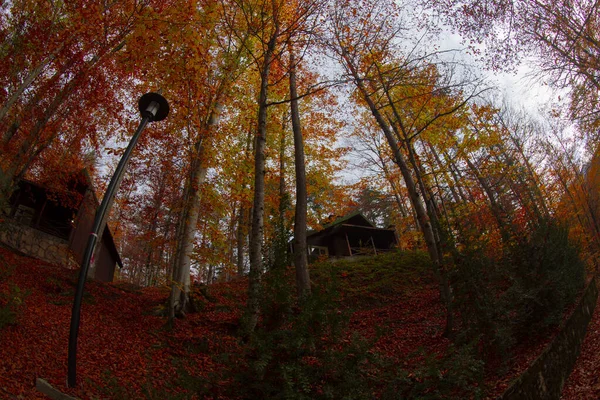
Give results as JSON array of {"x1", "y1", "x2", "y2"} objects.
[{"x1": 0, "y1": 0, "x2": 599, "y2": 399}]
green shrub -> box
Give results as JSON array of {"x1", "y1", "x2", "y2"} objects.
[
  {"x1": 0, "y1": 255, "x2": 14, "y2": 282},
  {"x1": 451, "y1": 250, "x2": 515, "y2": 361},
  {"x1": 0, "y1": 284, "x2": 29, "y2": 329},
  {"x1": 233, "y1": 250, "x2": 486, "y2": 400},
  {"x1": 175, "y1": 249, "x2": 492, "y2": 399},
  {"x1": 223, "y1": 264, "x2": 383, "y2": 400},
  {"x1": 506, "y1": 220, "x2": 585, "y2": 333},
  {"x1": 0, "y1": 304, "x2": 15, "y2": 328},
  {"x1": 452, "y1": 219, "x2": 586, "y2": 361},
  {"x1": 382, "y1": 342, "x2": 485, "y2": 400}
]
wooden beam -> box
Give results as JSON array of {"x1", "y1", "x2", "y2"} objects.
[
  {"x1": 345, "y1": 232, "x2": 352, "y2": 256},
  {"x1": 36, "y1": 378, "x2": 79, "y2": 400}
]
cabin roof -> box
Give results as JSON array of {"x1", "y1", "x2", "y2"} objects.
[
  {"x1": 307, "y1": 212, "x2": 394, "y2": 240},
  {"x1": 321, "y1": 211, "x2": 375, "y2": 229}
]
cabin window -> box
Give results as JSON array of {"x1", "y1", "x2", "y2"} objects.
[
  {"x1": 13, "y1": 204, "x2": 35, "y2": 225},
  {"x1": 308, "y1": 245, "x2": 328, "y2": 257}
]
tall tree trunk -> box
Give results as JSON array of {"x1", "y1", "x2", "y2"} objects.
[
  {"x1": 378, "y1": 76, "x2": 448, "y2": 262},
  {"x1": 505, "y1": 131, "x2": 550, "y2": 218},
  {"x1": 169, "y1": 139, "x2": 207, "y2": 318},
  {"x1": 403, "y1": 137, "x2": 444, "y2": 259},
  {"x1": 376, "y1": 147, "x2": 408, "y2": 218},
  {"x1": 279, "y1": 116, "x2": 288, "y2": 224},
  {"x1": 236, "y1": 204, "x2": 247, "y2": 275},
  {"x1": 463, "y1": 155, "x2": 513, "y2": 244},
  {"x1": 236, "y1": 128, "x2": 254, "y2": 276},
  {"x1": 168, "y1": 108, "x2": 220, "y2": 324},
  {"x1": 143, "y1": 172, "x2": 166, "y2": 285},
  {"x1": 0, "y1": 43, "x2": 65, "y2": 125},
  {"x1": 343, "y1": 57, "x2": 453, "y2": 336},
  {"x1": 245, "y1": 22, "x2": 279, "y2": 335},
  {"x1": 290, "y1": 49, "x2": 311, "y2": 299},
  {"x1": 428, "y1": 143, "x2": 462, "y2": 205},
  {"x1": 443, "y1": 149, "x2": 474, "y2": 204}
]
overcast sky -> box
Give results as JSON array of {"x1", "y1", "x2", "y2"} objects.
[{"x1": 336, "y1": 21, "x2": 571, "y2": 185}]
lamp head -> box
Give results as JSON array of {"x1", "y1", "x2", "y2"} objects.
[{"x1": 138, "y1": 92, "x2": 169, "y2": 122}]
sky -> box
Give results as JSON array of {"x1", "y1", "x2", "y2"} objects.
[
  {"x1": 434, "y1": 29, "x2": 561, "y2": 111},
  {"x1": 334, "y1": 17, "x2": 576, "y2": 186}
]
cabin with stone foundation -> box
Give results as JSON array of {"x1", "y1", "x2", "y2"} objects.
[
  {"x1": 306, "y1": 212, "x2": 398, "y2": 261},
  {"x1": 0, "y1": 176, "x2": 122, "y2": 282}
]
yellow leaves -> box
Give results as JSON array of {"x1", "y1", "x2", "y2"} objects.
[{"x1": 586, "y1": 144, "x2": 600, "y2": 231}]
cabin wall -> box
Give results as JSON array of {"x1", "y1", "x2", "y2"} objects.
[
  {"x1": 331, "y1": 235, "x2": 351, "y2": 257},
  {"x1": 0, "y1": 220, "x2": 78, "y2": 268},
  {"x1": 306, "y1": 215, "x2": 399, "y2": 260},
  {"x1": 68, "y1": 190, "x2": 118, "y2": 282},
  {"x1": 68, "y1": 190, "x2": 95, "y2": 266},
  {"x1": 0, "y1": 185, "x2": 119, "y2": 282},
  {"x1": 94, "y1": 238, "x2": 116, "y2": 282}
]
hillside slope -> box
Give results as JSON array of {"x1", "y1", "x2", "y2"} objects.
[{"x1": 1, "y1": 246, "x2": 593, "y2": 399}]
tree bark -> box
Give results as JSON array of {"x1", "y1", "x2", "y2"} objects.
[
  {"x1": 464, "y1": 154, "x2": 513, "y2": 244},
  {"x1": 236, "y1": 128, "x2": 254, "y2": 276},
  {"x1": 341, "y1": 54, "x2": 453, "y2": 336},
  {"x1": 290, "y1": 49, "x2": 311, "y2": 299},
  {"x1": 236, "y1": 204, "x2": 247, "y2": 275},
  {"x1": 169, "y1": 139, "x2": 207, "y2": 316},
  {"x1": 168, "y1": 108, "x2": 220, "y2": 324},
  {"x1": 245, "y1": 18, "x2": 279, "y2": 335},
  {"x1": 0, "y1": 44, "x2": 65, "y2": 126}
]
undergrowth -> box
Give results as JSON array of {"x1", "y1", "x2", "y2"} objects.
[
  {"x1": 0, "y1": 284, "x2": 29, "y2": 329},
  {"x1": 381, "y1": 342, "x2": 484, "y2": 400},
  {"x1": 311, "y1": 251, "x2": 432, "y2": 307},
  {"x1": 235, "y1": 266, "x2": 375, "y2": 399},
  {"x1": 173, "y1": 250, "x2": 484, "y2": 399},
  {"x1": 452, "y1": 219, "x2": 586, "y2": 363}
]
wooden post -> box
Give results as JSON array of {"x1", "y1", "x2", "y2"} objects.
[
  {"x1": 34, "y1": 198, "x2": 47, "y2": 229},
  {"x1": 345, "y1": 232, "x2": 352, "y2": 256}
]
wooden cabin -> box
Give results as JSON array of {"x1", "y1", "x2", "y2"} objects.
[
  {"x1": 0, "y1": 176, "x2": 122, "y2": 282},
  {"x1": 306, "y1": 212, "x2": 398, "y2": 260}
]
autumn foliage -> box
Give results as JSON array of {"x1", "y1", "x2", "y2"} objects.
[
  {"x1": 1, "y1": 244, "x2": 596, "y2": 398},
  {"x1": 1, "y1": 0, "x2": 600, "y2": 398}
]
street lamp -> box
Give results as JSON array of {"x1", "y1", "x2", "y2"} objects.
[{"x1": 67, "y1": 92, "x2": 169, "y2": 387}]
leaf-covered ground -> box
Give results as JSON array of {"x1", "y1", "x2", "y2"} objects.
[
  {"x1": 0, "y1": 245, "x2": 597, "y2": 399},
  {"x1": 561, "y1": 285, "x2": 600, "y2": 400}
]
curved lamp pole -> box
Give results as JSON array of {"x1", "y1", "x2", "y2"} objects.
[{"x1": 67, "y1": 92, "x2": 169, "y2": 388}]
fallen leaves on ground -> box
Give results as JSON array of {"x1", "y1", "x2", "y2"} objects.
[
  {"x1": 561, "y1": 282, "x2": 600, "y2": 400},
  {"x1": 1, "y1": 246, "x2": 595, "y2": 399}
]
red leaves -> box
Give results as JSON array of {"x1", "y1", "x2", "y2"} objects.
[
  {"x1": 4, "y1": 245, "x2": 594, "y2": 399},
  {"x1": 349, "y1": 286, "x2": 450, "y2": 362},
  {"x1": 561, "y1": 291, "x2": 600, "y2": 400},
  {"x1": 0, "y1": 246, "x2": 252, "y2": 398}
]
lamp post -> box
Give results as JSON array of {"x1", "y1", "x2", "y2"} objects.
[{"x1": 67, "y1": 92, "x2": 169, "y2": 388}]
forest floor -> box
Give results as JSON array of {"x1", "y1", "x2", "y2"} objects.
[
  {"x1": 0, "y1": 245, "x2": 597, "y2": 399},
  {"x1": 561, "y1": 284, "x2": 600, "y2": 400}
]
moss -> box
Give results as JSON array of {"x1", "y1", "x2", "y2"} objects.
[{"x1": 311, "y1": 250, "x2": 432, "y2": 307}]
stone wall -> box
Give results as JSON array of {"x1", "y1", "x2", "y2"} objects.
[
  {"x1": 500, "y1": 277, "x2": 598, "y2": 400},
  {"x1": 0, "y1": 220, "x2": 78, "y2": 268}
]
